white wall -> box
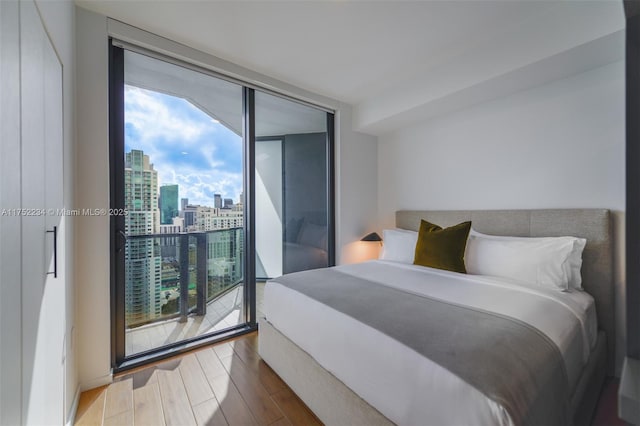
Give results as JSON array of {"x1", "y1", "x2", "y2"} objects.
[
  {"x1": 74, "y1": 7, "x2": 378, "y2": 389},
  {"x1": 378, "y1": 61, "x2": 625, "y2": 373},
  {"x1": 337, "y1": 105, "x2": 379, "y2": 264},
  {"x1": 256, "y1": 140, "x2": 283, "y2": 278},
  {"x1": 75, "y1": 7, "x2": 111, "y2": 391}
]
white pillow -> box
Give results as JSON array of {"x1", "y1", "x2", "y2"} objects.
[
  {"x1": 468, "y1": 230, "x2": 586, "y2": 290},
  {"x1": 465, "y1": 234, "x2": 575, "y2": 291},
  {"x1": 379, "y1": 229, "x2": 418, "y2": 264}
]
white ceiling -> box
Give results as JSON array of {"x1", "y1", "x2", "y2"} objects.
[{"x1": 76, "y1": 0, "x2": 625, "y2": 136}]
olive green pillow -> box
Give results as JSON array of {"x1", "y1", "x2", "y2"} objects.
[{"x1": 413, "y1": 220, "x2": 472, "y2": 273}]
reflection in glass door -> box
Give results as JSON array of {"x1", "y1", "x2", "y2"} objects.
[
  {"x1": 255, "y1": 91, "x2": 334, "y2": 280},
  {"x1": 111, "y1": 45, "x2": 249, "y2": 364}
]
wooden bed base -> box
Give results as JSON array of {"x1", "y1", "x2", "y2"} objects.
[{"x1": 259, "y1": 318, "x2": 391, "y2": 426}]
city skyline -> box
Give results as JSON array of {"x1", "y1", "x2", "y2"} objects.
[
  {"x1": 125, "y1": 149, "x2": 244, "y2": 234},
  {"x1": 125, "y1": 148, "x2": 242, "y2": 209},
  {"x1": 123, "y1": 147, "x2": 243, "y2": 331},
  {"x1": 124, "y1": 85, "x2": 243, "y2": 207},
  {"x1": 150, "y1": 171, "x2": 242, "y2": 210}
]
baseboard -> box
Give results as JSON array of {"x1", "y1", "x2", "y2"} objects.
[
  {"x1": 66, "y1": 371, "x2": 113, "y2": 425},
  {"x1": 65, "y1": 386, "x2": 81, "y2": 426},
  {"x1": 80, "y1": 370, "x2": 113, "y2": 392}
]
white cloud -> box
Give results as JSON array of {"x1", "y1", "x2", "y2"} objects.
[
  {"x1": 125, "y1": 85, "x2": 243, "y2": 207},
  {"x1": 170, "y1": 171, "x2": 243, "y2": 206},
  {"x1": 125, "y1": 86, "x2": 210, "y2": 145}
]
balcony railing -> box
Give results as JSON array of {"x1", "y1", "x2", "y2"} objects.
[{"x1": 124, "y1": 227, "x2": 244, "y2": 329}]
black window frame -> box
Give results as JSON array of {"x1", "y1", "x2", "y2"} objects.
[{"x1": 626, "y1": 1, "x2": 640, "y2": 359}]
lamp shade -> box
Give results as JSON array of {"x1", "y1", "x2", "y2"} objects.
[{"x1": 360, "y1": 232, "x2": 382, "y2": 242}]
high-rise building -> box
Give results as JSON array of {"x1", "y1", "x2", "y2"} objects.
[
  {"x1": 214, "y1": 194, "x2": 222, "y2": 209},
  {"x1": 207, "y1": 227, "x2": 244, "y2": 282},
  {"x1": 159, "y1": 216, "x2": 184, "y2": 259},
  {"x1": 124, "y1": 149, "x2": 162, "y2": 325},
  {"x1": 194, "y1": 206, "x2": 243, "y2": 231},
  {"x1": 223, "y1": 198, "x2": 233, "y2": 209},
  {"x1": 181, "y1": 197, "x2": 189, "y2": 213},
  {"x1": 160, "y1": 184, "x2": 179, "y2": 225},
  {"x1": 234, "y1": 192, "x2": 243, "y2": 212},
  {"x1": 183, "y1": 204, "x2": 197, "y2": 228}
]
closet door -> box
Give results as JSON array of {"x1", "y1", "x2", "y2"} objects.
[{"x1": 20, "y1": 1, "x2": 65, "y2": 424}]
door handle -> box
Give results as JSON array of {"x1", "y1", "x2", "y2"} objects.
[{"x1": 46, "y1": 226, "x2": 57, "y2": 278}]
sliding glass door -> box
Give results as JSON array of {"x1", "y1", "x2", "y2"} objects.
[
  {"x1": 110, "y1": 41, "x2": 333, "y2": 369},
  {"x1": 111, "y1": 45, "x2": 251, "y2": 367},
  {"x1": 255, "y1": 92, "x2": 334, "y2": 279}
]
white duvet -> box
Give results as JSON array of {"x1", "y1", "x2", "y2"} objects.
[{"x1": 263, "y1": 260, "x2": 597, "y2": 426}]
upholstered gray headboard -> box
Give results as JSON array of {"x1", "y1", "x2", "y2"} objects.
[{"x1": 396, "y1": 209, "x2": 614, "y2": 374}]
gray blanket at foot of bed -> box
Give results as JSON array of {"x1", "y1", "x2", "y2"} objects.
[{"x1": 274, "y1": 268, "x2": 569, "y2": 426}]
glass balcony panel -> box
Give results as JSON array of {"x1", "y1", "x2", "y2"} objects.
[{"x1": 124, "y1": 228, "x2": 244, "y2": 356}]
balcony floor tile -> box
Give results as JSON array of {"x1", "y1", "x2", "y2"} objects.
[{"x1": 125, "y1": 283, "x2": 264, "y2": 356}]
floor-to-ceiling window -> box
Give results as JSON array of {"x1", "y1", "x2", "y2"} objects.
[
  {"x1": 109, "y1": 41, "x2": 334, "y2": 370},
  {"x1": 110, "y1": 44, "x2": 251, "y2": 368}
]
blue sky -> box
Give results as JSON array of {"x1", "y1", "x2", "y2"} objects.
[{"x1": 124, "y1": 85, "x2": 243, "y2": 207}]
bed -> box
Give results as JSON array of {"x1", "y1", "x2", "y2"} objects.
[{"x1": 258, "y1": 209, "x2": 613, "y2": 425}]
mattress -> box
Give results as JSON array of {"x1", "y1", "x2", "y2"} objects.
[{"x1": 263, "y1": 260, "x2": 598, "y2": 426}]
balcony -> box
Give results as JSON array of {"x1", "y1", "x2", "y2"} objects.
[
  {"x1": 123, "y1": 228, "x2": 262, "y2": 356},
  {"x1": 125, "y1": 283, "x2": 266, "y2": 355}
]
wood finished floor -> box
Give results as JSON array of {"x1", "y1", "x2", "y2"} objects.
[
  {"x1": 75, "y1": 330, "x2": 626, "y2": 426},
  {"x1": 592, "y1": 378, "x2": 627, "y2": 426},
  {"x1": 74, "y1": 332, "x2": 321, "y2": 426}
]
